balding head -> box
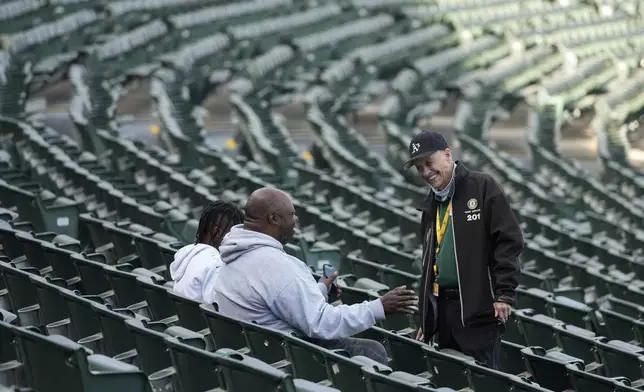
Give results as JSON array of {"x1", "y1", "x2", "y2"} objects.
[{"x1": 244, "y1": 187, "x2": 298, "y2": 244}]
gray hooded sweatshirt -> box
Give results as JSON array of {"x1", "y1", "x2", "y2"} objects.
[{"x1": 213, "y1": 225, "x2": 385, "y2": 340}]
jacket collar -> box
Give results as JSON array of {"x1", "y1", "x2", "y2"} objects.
[{"x1": 414, "y1": 161, "x2": 469, "y2": 211}]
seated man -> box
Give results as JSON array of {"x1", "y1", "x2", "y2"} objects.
[{"x1": 213, "y1": 187, "x2": 418, "y2": 364}]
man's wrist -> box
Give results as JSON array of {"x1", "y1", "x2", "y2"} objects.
[{"x1": 494, "y1": 295, "x2": 514, "y2": 305}]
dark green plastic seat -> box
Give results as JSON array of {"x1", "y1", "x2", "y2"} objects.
[
  {"x1": 201, "y1": 303, "x2": 250, "y2": 354},
  {"x1": 165, "y1": 335, "x2": 222, "y2": 392},
  {"x1": 11, "y1": 323, "x2": 149, "y2": 392}
]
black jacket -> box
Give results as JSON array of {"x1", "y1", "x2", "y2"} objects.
[{"x1": 416, "y1": 162, "x2": 523, "y2": 342}]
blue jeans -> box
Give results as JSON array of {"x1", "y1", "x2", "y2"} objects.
[{"x1": 315, "y1": 337, "x2": 389, "y2": 365}]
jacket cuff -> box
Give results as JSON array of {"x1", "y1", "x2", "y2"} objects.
[
  {"x1": 494, "y1": 295, "x2": 514, "y2": 306},
  {"x1": 318, "y1": 281, "x2": 329, "y2": 301},
  {"x1": 369, "y1": 299, "x2": 385, "y2": 321}
]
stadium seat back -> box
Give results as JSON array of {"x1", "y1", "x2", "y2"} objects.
[
  {"x1": 165, "y1": 336, "x2": 222, "y2": 392},
  {"x1": 201, "y1": 303, "x2": 249, "y2": 352},
  {"x1": 214, "y1": 348, "x2": 297, "y2": 392},
  {"x1": 498, "y1": 340, "x2": 527, "y2": 376},
  {"x1": 103, "y1": 265, "x2": 147, "y2": 310},
  {"x1": 521, "y1": 346, "x2": 582, "y2": 392},
  {"x1": 91, "y1": 302, "x2": 137, "y2": 359},
  {"x1": 0, "y1": 321, "x2": 27, "y2": 386},
  {"x1": 28, "y1": 275, "x2": 70, "y2": 334},
  {"x1": 282, "y1": 334, "x2": 331, "y2": 383},
  {"x1": 136, "y1": 276, "x2": 177, "y2": 323},
  {"x1": 13, "y1": 324, "x2": 148, "y2": 392},
  {"x1": 167, "y1": 291, "x2": 208, "y2": 334},
  {"x1": 123, "y1": 319, "x2": 172, "y2": 376},
  {"x1": 242, "y1": 321, "x2": 290, "y2": 369},
  {"x1": 423, "y1": 347, "x2": 473, "y2": 390},
  {"x1": 372, "y1": 327, "x2": 427, "y2": 376}
]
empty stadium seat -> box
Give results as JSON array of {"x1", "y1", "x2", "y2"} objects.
[{"x1": 3, "y1": 321, "x2": 149, "y2": 392}]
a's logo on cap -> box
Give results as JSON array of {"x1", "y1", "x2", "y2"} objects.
[{"x1": 411, "y1": 143, "x2": 420, "y2": 154}]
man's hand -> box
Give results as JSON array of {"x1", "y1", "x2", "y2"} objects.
[
  {"x1": 380, "y1": 286, "x2": 419, "y2": 314},
  {"x1": 415, "y1": 328, "x2": 424, "y2": 342},
  {"x1": 493, "y1": 301, "x2": 511, "y2": 323},
  {"x1": 319, "y1": 271, "x2": 341, "y2": 297}
]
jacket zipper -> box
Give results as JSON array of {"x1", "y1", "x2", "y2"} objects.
[
  {"x1": 421, "y1": 219, "x2": 434, "y2": 335},
  {"x1": 450, "y1": 206, "x2": 465, "y2": 327},
  {"x1": 487, "y1": 269, "x2": 495, "y2": 298}
]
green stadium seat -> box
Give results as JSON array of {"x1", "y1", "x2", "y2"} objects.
[
  {"x1": 368, "y1": 326, "x2": 427, "y2": 376},
  {"x1": 102, "y1": 221, "x2": 147, "y2": 260},
  {"x1": 0, "y1": 0, "x2": 47, "y2": 35},
  {"x1": 102, "y1": 265, "x2": 148, "y2": 313},
  {"x1": 123, "y1": 318, "x2": 177, "y2": 388},
  {"x1": 90, "y1": 302, "x2": 138, "y2": 362},
  {"x1": 168, "y1": 0, "x2": 292, "y2": 41},
  {"x1": 164, "y1": 335, "x2": 222, "y2": 392},
  {"x1": 521, "y1": 346, "x2": 583, "y2": 392},
  {"x1": 345, "y1": 251, "x2": 421, "y2": 292},
  {"x1": 58, "y1": 287, "x2": 104, "y2": 351},
  {"x1": 215, "y1": 347, "x2": 335, "y2": 392},
  {"x1": 552, "y1": 323, "x2": 603, "y2": 370},
  {"x1": 167, "y1": 290, "x2": 209, "y2": 338},
  {"x1": 201, "y1": 303, "x2": 250, "y2": 354},
  {"x1": 546, "y1": 295, "x2": 600, "y2": 332},
  {"x1": 566, "y1": 363, "x2": 639, "y2": 392},
  {"x1": 422, "y1": 347, "x2": 474, "y2": 391},
  {"x1": 9, "y1": 322, "x2": 149, "y2": 392},
  {"x1": 28, "y1": 275, "x2": 71, "y2": 337},
  {"x1": 298, "y1": 237, "x2": 342, "y2": 272},
  {"x1": 135, "y1": 275, "x2": 177, "y2": 325},
  {"x1": 281, "y1": 334, "x2": 333, "y2": 384},
  {"x1": 240, "y1": 320, "x2": 290, "y2": 370},
  {"x1": 515, "y1": 287, "x2": 552, "y2": 314},
  {"x1": 514, "y1": 309, "x2": 561, "y2": 350},
  {"x1": 467, "y1": 361, "x2": 551, "y2": 392},
  {"x1": 520, "y1": 269, "x2": 557, "y2": 292},
  {"x1": 293, "y1": 378, "x2": 342, "y2": 392},
  {"x1": 498, "y1": 340, "x2": 528, "y2": 376},
  {"x1": 8, "y1": 10, "x2": 99, "y2": 60},
  {"x1": 0, "y1": 222, "x2": 29, "y2": 265},
  {"x1": 40, "y1": 240, "x2": 82, "y2": 289},
  {"x1": 69, "y1": 253, "x2": 115, "y2": 304},
  {"x1": 0, "y1": 308, "x2": 17, "y2": 324},
  {"x1": 131, "y1": 232, "x2": 174, "y2": 278},
  {"x1": 599, "y1": 307, "x2": 639, "y2": 343},
  {"x1": 594, "y1": 340, "x2": 644, "y2": 384},
  {"x1": 325, "y1": 349, "x2": 392, "y2": 392},
  {"x1": 12, "y1": 232, "x2": 54, "y2": 278},
  {"x1": 360, "y1": 365, "x2": 437, "y2": 391},
  {"x1": 0, "y1": 319, "x2": 27, "y2": 387},
  {"x1": 0, "y1": 262, "x2": 41, "y2": 328}
]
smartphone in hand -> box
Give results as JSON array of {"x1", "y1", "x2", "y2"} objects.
[{"x1": 323, "y1": 263, "x2": 339, "y2": 296}]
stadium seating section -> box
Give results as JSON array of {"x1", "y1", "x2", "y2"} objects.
[{"x1": 0, "y1": 0, "x2": 643, "y2": 390}]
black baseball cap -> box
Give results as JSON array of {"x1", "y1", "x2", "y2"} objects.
[{"x1": 403, "y1": 130, "x2": 449, "y2": 170}]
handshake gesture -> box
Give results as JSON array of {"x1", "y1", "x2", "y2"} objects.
[{"x1": 380, "y1": 286, "x2": 419, "y2": 314}]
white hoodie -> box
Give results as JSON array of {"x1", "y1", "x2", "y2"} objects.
[
  {"x1": 213, "y1": 225, "x2": 385, "y2": 341},
  {"x1": 169, "y1": 243, "x2": 222, "y2": 304}
]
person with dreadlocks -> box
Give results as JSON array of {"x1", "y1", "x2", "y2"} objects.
[{"x1": 170, "y1": 200, "x2": 244, "y2": 303}]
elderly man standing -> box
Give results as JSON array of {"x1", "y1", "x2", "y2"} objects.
[{"x1": 405, "y1": 130, "x2": 523, "y2": 369}]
